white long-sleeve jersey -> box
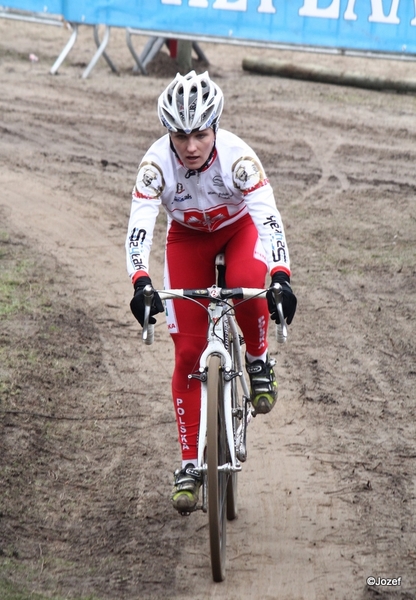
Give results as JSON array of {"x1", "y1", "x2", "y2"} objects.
[{"x1": 126, "y1": 129, "x2": 290, "y2": 281}]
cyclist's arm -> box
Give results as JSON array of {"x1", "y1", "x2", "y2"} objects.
[
  {"x1": 231, "y1": 155, "x2": 291, "y2": 278},
  {"x1": 125, "y1": 159, "x2": 164, "y2": 282}
]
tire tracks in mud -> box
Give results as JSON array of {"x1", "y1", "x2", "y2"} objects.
[
  {"x1": 0, "y1": 169, "x2": 365, "y2": 600},
  {"x1": 1, "y1": 26, "x2": 416, "y2": 596}
]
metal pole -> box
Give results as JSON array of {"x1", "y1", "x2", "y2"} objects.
[{"x1": 50, "y1": 23, "x2": 78, "y2": 75}]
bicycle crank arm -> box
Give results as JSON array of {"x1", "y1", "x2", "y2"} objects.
[{"x1": 236, "y1": 395, "x2": 251, "y2": 462}]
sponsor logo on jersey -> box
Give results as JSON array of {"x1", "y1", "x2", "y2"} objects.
[
  {"x1": 128, "y1": 228, "x2": 147, "y2": 271},
  {"x1": 232, "y1": 156, "x2": 268, "y2": 195},
  {"x1": 263, "y1": 215, "x2": 288, "y2": 263},
  {"x1": 134, "y1": 161, "x2": 165, "y2": 199},
  {"x1": 183, "y1": 206, "x2": 230, "y2": 231},
  {"x1": 209, "y1": 174, "x2": 232, "y2": 199},
  {"x1": 173, "y1": 193, "x2": 192, "y2": 203}
]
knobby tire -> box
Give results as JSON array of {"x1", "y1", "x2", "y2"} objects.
[
  {"x1": 207, "y1": 354, "x2": 227, "y2": 582},
  {"x1": 226, "y1": 332, "x2": 239, "y2": 521}
]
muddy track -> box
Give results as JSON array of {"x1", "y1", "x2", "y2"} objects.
[{"x1": 1, "y1": 20, "x2": 416, "y2": 600}]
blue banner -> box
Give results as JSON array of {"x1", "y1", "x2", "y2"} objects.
[
  {"x1": 4, "y1": 1, "x2": 416, "y2": 56},
  {"x1": 3, "y1": 0, "x2": 62, "y2": 14},
  {"x1": 62, "y1": 0, "x2": 416, "y2": 55}
]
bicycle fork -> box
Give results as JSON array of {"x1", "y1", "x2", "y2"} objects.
[
  {"x1": 196, "y1": 343, "x2": 239, "y2": 467},
  {"x1": 189, "y1": 344, "x2": 242, "y2": 512}
]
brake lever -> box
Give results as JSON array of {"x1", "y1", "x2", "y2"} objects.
[
  {"x1": 272, "y1": 283, "x2": 287, "y2": 344},
  {"x1": 142, "y1": 284, "x2": 155, "y2": 345}
]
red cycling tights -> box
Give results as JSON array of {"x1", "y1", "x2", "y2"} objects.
[{"x1": 165, "y1": 214, "x2": 269, "y2": 461}]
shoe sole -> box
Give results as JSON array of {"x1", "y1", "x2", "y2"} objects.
[
  {"x1": 252, "y1": 395, "x2": 276, "y2": 415},
  {"x1": 172, "y1": 491, "x2": 198, "y2": 513}
]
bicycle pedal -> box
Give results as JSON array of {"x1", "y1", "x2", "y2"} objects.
[{"x1": 179, "y1": 500, "x2": 205, "y2": 517}]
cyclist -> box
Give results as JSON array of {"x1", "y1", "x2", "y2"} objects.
[{"x1": 126, "y1": 70, "x2": 297, "y2": 514}]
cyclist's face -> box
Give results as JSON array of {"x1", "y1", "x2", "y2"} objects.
[{"x1": 170, "y1": 128, "x2": 215, "y2": 170}]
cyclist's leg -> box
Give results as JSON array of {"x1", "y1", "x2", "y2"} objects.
[
  {"x1": 165, "y1": 222, "x2": 220, "y2": 461},
  {"x1": 224, "y1": 216, "x2": 278, "y2": 414},
  {"x1": 223, "y1": 215, "x2": 269, "y2": 357},
  {"x1": 166, "y1": 223, "x2": 228, "y2": 511}
]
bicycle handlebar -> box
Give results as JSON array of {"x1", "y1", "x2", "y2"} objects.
[{"x1": 142, "y1": 283, "x2": 288, "y2": 345}]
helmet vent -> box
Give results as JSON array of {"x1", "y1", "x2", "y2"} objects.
[{"x1": 157, "y1": 70, "x2": 224, "y2": 133}]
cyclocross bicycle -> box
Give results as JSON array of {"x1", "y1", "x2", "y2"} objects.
[{"x1": 142, "y1": 253, "x2": 287, "y2": 582}]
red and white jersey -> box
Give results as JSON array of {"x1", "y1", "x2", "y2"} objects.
[{"x1": 126, "y1": 129, "x2": 290, "y2": 281}]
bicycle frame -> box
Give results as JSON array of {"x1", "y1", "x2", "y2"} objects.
[
  {"x1": 194, "y1": 289, "x2": 241, "y2": 479},
  {"x1": 142, "y1": 282, "x2": 286, "y2": 479},
  {"x1": 141, "y1": 274, "x2": 287, "y2": 581}
]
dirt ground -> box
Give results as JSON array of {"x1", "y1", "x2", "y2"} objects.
[{"x1": 1, "y1": 18, "x2": 416, "y2": 600}]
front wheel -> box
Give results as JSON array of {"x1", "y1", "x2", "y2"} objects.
[
  {"x1": 226, "y1": 344, "x2": 239, "y2": 521},
  {"x1": 227, "y1": 323, "x2": 241, "y2": 521},
  {"x1": 207, "y1": 354, "x2": 227, "y2": 582}
]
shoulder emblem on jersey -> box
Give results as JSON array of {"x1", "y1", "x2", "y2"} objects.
[
  {"x1": 134, "y1": 161, "x2": 165, "y2": 199},
  {"x1": 232, "y1": 156, "x2": 268, "y2": 195}
]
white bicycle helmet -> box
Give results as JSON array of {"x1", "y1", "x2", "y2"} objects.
[{"x1": 157, "y1": 70, "x2": 224, "y2": 134}]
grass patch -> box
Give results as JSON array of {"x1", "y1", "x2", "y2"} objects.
[
  {"x1": 0, "y1": 575, "x2": 100, "y2": 600},
  {"x1": 0, "y1": 234, "x2": 31, "y2": 317},
  {"x1": 0, "y1": 229, "x2": 108, "y2": 599}
]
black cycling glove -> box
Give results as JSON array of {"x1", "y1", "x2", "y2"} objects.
[
  {"x1": 266, "y1": 272, "x2": 297, "y2": 325},
  {"x1": 130, "y1": 276, "x2": 164, "y2": 327}
]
